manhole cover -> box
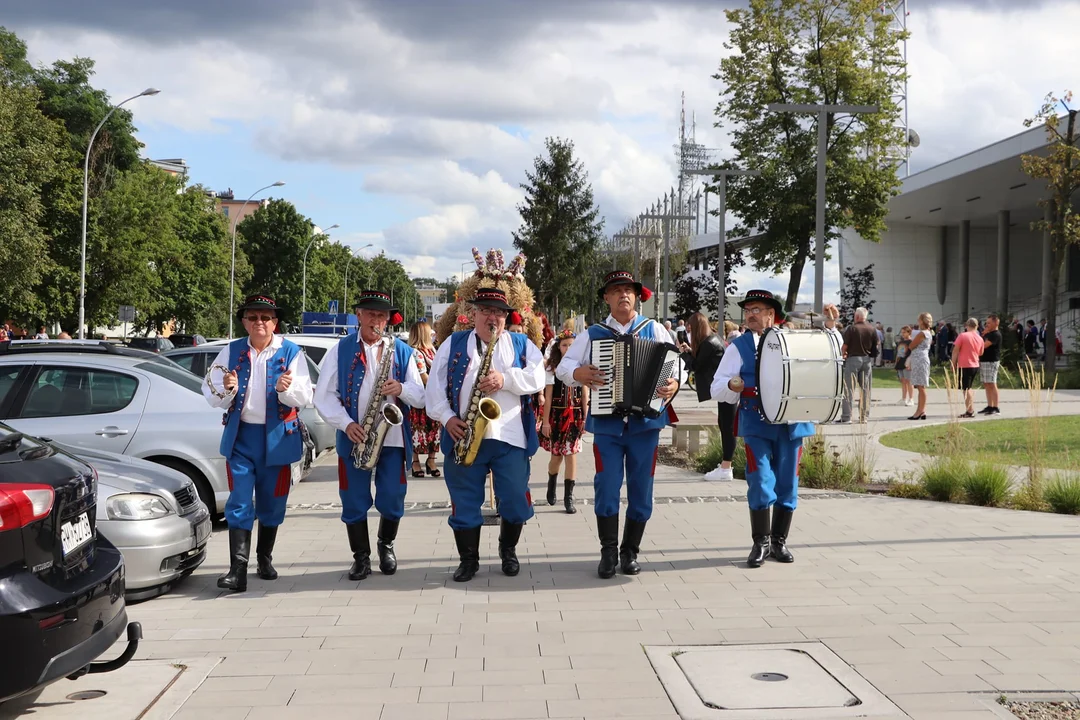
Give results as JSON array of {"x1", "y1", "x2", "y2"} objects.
[
  {"x1": 676, "y1": 647, "x2": 857, "y2": 710},
  {"x1": 65, "y1": 690, "x2": 107, "y2": 701},
  {"x1": 645, "y1": 643, "x2": 906, "y2": 720}
]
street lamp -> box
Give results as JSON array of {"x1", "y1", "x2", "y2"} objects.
[
  {"x1": 686, "y1": 167, "x2": 760, "y2": 322},
  {"x1": 302, "y1": 222, "x2": 339, "y2": 316},
  {"x1": 460, "y1": 261, "x2": 471, "y2": 285},
  {"x1": 767, "y1": 102, "x2": 878, "y2": 313},
  {"x1": 78, "y1": 87, "x2": 160, "y2": 339},
  {"x1": 343, "y1": 243, "x2": 374, "y2": 313},
  {"x1": 228, "y1": 181, "x2": 286, "y2": 339}
]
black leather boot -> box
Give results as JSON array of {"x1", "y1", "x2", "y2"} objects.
[
  {"x1": 377, "y1": 517, "x2": 399, "y2": 575},
  {"x1": 255, "y1": 525, "x2": 279, "y2": 580},
  {"x1": 546, "y1": 473, "x2": 558, "y2": 506},
  {"x1": 498, "y1": 519, "x2": 523, "y2": 576},
  {"x1": 217, "y1": 528, "x2": 250, "y2": 592},
  {"x1": 563, "y1": 480, "x2": 577, "y2": 514},
  {"x1": 453, "y1": 526, "x2": 481, "y2": 582},
  {"x1": 596, "y1": 514, "x2": 620, "y2": 579},
  {"x1": 620, "y1": 518, "x2": 647, "y2": 575},
  {"x1": 770, "y1": 507, "x2": 795, "y2": 563},
  {"x1": 346, "y1": 521, "x2": 372, "y2": 581},
  {"x1": 747, "y1": 509, "x2": 771, "y2": 568}
]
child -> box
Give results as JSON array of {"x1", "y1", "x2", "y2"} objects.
[
  {"x1": 541, "y1": 330, "x2": 588, "y2": 514},
  {"x1": 895, "y1": 325, "x2": 913, "y2": 407}
]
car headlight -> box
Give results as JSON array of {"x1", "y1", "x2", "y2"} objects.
[{"x1": 106, "y1": 493, "x2": 173, "y2": 520}]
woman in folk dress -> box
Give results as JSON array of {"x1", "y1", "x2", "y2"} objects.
[
  {"x1": 407, "y1": 321, "x2": 442, "y2": 477},
  {"x1": 541, "y1": 330, "x2": 588, "y2": 514}
]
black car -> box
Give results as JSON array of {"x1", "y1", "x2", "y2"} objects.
[
  {"x1": 0, "y1": 424, "x2": 141, "y2": 703},
  {"x1": 166, "y1": 334, "x2": 206, "y2": 348},
  {"x1": 125, "y1": 337, "x2": 174, "y2": 353}
]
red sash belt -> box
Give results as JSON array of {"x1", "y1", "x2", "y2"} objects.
[{"x1": 740, "y1": 387, "x2": 758, "y2": 398}]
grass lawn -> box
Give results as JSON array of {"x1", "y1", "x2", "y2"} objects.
[
  {"x1": 870, "y1": 365, "x2": 1027, "y2": 390},
  {"x1": 879, "y1": 415, "x2": 1080, "y2": 470}
]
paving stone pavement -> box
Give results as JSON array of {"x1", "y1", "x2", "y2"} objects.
[{"x1": 97, "y1": 386, "x2": 1079, "y2": 720}]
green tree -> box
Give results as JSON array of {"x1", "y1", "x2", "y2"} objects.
[
  {"x1": 1022, "y1": 91, "x2": 1080, "y2": 378},
  {"x1": 839, "y1": 263, "x2": 876, "y2": 326},
  {"x1": 236, "y1": 199, "x2": 314, "y2": 319},
  {"x1": 0, "y1": 81, "x2": 64, "y2": 324},
  {"x1": 366, "y1": 253, "x2": 422, "y2": 328},
  {"x1": 512, "y1": 137, "x2": 605, "y2": 320},
  {"x1": 714, "y1": 0, "x2": 906, "y2": 311},
  {"x1": 671, "y1": 247, "x2": 746, "y2": 322}
]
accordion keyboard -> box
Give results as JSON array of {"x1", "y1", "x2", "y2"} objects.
[{"x1": 590, "y1": 338, "x2": 617, "y2": 416}]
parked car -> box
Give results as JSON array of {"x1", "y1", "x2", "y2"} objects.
[
  {"x1": 162, "y1": 345, "x2": 334, "y2": 463},
  {"x1": 205, "y1": 334, "x2": 342, "y2": 365},
  {"x1": 0, "y1": 424, "x2": 142, "y2": 703},
  {"x1": 166, "y1": 334, "x2": 207, "y2": 348},
  {"x1": 0, "y1": 340, "x2": 302, "y2": 516},
  {"x1": 59, "y1": 443, "x2": 211, "y2": 601},
  {"x1": 126, "y1": 337, "x2": 175, "y2": 354}
]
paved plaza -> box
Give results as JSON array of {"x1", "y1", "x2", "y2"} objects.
[{"x1": 11, "y1": 387, "x2": 1080, "y2": 719}]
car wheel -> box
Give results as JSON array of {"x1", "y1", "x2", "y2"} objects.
[{"x1": 150, "y1": 457, "x2": 217, "y2": 515}]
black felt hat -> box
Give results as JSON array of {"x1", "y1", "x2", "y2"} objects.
[
  {"x1": 737, "y1": 289, "x2": 786, "y2": 322},
  {"x1": 236, "y1": 294, "x2": 285, "y2": 322},
  {"x1": 470, "y1": 287, "x2": 515, "y2": 312},
  {"x1": 597, "y1": 270, "x2": 651, "y2": 301},
  {"x1": 352, "y1": 289, "x2": 398, "y2": 314}
]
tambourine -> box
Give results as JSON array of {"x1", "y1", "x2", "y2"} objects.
[{"x1": 206, "y1": 364, "x2": 235, "y2": 399}]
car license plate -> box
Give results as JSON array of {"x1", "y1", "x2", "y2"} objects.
[
  {"x1": 194, "y1": 518, "x2": 211, "y2": 546},
  {"x1": 61, "y1": 513, "x2": 93, "y2": 556}
]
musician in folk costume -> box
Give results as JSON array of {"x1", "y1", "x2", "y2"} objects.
[
  {"x1": 425, "y1": 287, "x2": 545, "y2": 582},
  {"x1": 314, "y1": 290, "x2": 426, "y2": 581},
  {"x1": 556, "y1": 271, "x2": 680, "y2": 579},
  {"x1": 203, "y1": 294, "x2": 313, "y2": 592},
  {"x1": 710, "y1": 290, "x2": 815, "y2": 568}
]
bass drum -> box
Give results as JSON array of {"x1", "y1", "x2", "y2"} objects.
[{"x1": 756, "y1": 327, "x2": 843, "y2": 424}]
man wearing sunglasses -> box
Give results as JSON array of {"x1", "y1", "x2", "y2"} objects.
[
  {"x1": 711, "y1": 290, "x2": 815, "y2": 570},
  {"x1": 203, "y1": 294, "x2": 313, "y2": 592}
]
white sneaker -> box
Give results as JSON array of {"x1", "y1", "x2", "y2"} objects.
[
  {"x1": 717, "y1": 467, "x2": 734, "y2": 482},
  {"x1": 704, "y1": 467, "x2": 723, "y2": 482},
  {"x1": 905, "y1": 399, "x2": 914, "y2": 407}
]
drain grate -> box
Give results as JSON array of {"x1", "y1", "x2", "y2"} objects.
[{"x1": 646, "y1": 642, "x2": 906, "y2": 720}]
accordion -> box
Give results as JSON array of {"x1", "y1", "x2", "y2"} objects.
[{"x1": 590, "y1": 333, "x2": 681, "y2": 419}]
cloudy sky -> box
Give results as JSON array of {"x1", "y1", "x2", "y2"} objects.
[{"x1": 5, "y1": 0, "x2": 1076, "y2": 304}]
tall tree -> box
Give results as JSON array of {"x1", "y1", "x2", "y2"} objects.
[
  {"x1": 237, "y1": 199, "x2": 315, "y2": 318},
  {"x1": 1021, "y1": 91, "x2": 1080, "y2": 378},
  {"x1": 0, "y1": 80, "x2": 64, "y2": 325},
  {"x1": 670, "y1": 246, "x2": 746, "y2": 321},
  {"x1": 512, "y1": 137, "x2": 605, "y2": 320},
  {"x1": 714, "y1": 0, "x2": 906, "y2": 311}
]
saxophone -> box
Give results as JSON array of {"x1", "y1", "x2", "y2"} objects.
[
  {"x1": 454, "y1": 323, "x2": 503, "y2": 467},
  {"x1": 352, "y1": 334, "x2": 405, "y2": 470}
]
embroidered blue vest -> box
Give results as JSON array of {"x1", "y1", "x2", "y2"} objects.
[
  {"x1": 219, "y1": 338, "x2": 304, "y2": 466},
  {"x1": 731, "y1": 332, "x2": 816, "y2": 441},
  {"x1": 441, "y1": 331, "x2": 539, "y2": 459},
  {"x1": 334, "y1": 334, "x2": 416, "y2": 467},
  {"x1": 585, "y1": 317, "x2": 672, "y2": 437}
]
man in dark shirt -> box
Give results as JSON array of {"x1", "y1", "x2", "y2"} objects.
[
  {"x1": 839, "y1": 307, "x2": 878, "y2": 423},
  {"x1": 1024, "y1": 320, "x2": 1039, "y2": 358},
  {"x1": 980, "y1": 314, "x2": 1003, "y2": 414}
]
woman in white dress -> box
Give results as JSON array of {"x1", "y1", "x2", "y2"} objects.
[{"x1": 906, "y1": 312, "x2": 934, "y2": 420}]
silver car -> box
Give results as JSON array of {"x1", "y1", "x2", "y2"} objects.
[
  {"x1": 162, "y1": 345, "x2": 335, "y2": 463},
  {"x1": 60, "y1": 443, "x2": 212, "y2": 601},
  {"x1": 0, "y1": 340, "x2": 303, "y2": 515}
]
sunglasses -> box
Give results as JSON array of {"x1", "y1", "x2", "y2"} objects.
[{"x1": 244, "y1": 314, "x2": 276, "y2": 323}]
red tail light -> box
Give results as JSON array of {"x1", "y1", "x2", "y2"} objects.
[{"x1": 0, "y1": 484, "x2": 55, "y2": 532}]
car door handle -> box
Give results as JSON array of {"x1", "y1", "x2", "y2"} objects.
[{"x1": 95, "y1": 427, "x2": 129, "y2": 436}]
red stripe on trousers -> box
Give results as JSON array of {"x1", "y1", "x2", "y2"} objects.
[
  {"x1": 745, "y1": 443, "x2": 758, "y2": 474},
  {"x1": 593, "y1": 443, "x2": 603, "y2": 473},
  {"x1": 226, "y1": 464, "x2": 234, "y2": 492},
  {"x1": 401, "y1": 465, "x2": 407, "y2": 485},
  {"x1": 796, "y1": 446, "x2": 803, "y2": 478},
  {"x1": 525, "y1": 490, "x2": 533, "y2": 507},
  {"x1": 275, "y1": 466, "x2": 291, "y2": 498},
  {"x1": 338, "y1": 457, "x2": 348, "y2": 491},
  {"x1": 651, "y1": 447, "x2": 658, "y2": 477}
]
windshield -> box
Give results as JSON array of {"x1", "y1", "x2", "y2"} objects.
[{"x1": 136, "y1": 361, "x2": 203, "y2": 393}]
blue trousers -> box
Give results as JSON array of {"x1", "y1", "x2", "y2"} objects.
[
  {"x1": 444, "y1": 440, "x2": 534, "y2": 530},
  {"x1": 337, "y1": 447, "x2": 407, "y2": 524},
  {"x1": 592, "y1": 428, "x2": 660, "y2": 522},
  {"x1": 743, "y1": 435, "x2": 802, "y2": 511},
  {"x1": 225, "y1": 421, "x2": 290, "y2": 530}
]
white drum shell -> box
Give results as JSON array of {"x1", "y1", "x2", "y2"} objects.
[{"x1": 757, "y1": 329, "x2": 843, "y2": 424}]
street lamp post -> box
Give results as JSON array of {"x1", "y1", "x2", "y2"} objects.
[
  {"x1": 229, "y1": 181, "x2": 286, "y2": 339},
  {"x1": 343, "y1": 243, "x2": 375, "y2": 314},
  {"x1": 302, "y1": 222, "x2": 339, "y2": 317},
  {"x1": 78, "y1": 87, "x2": 160, "y2": 339},
  {"x1": 767, "y1": 102, "x2": 878, "y2": 313},
  {"x1": 687, "y1": 167, "x2": 760, "y2": 322},
  {"x1": 460, "y1": 261, "x2": 470, "y2": 285}
]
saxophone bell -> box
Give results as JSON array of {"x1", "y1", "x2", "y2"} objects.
[{"x1": 355, "y1": 402, "x2": 404, "y2": 470}]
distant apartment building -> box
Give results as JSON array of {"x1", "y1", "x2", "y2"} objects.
[
  {"x1": 212, "y1": 188, "x2": 269, "y2": 226},
  {"x1": 150, "y1": 158, "x2": 189, "y2": 179},
  {"x1": 415, "y1": 285, "x2": 444, "y2": 319}
]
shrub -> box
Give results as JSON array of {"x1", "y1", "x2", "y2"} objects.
[
  {"x1": 962, "y1": 463, "x2": 1012, "y2": 507},
  {"x1": 886, "y1": 481, "x2": 926, "y2": 499},
  {"x1": 692, "y1": 430, "x2": 745, "y2": 478},
  {"x1": 1044, "y1": 475, "x2": 1080, "y2": 514},
  {"x1": 1011, "y1": 482, "x2": 1048, "y2": 512},
  {"x1": 920, "y1": 457, "x2": 968, "y2": 502},
  {"x1": 800, "y1": 434, "x2": 864, "y2": 492}
]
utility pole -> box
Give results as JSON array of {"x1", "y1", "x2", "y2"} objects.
[{"x1": 642, "y1": 201, "x2": 696, "y2": 321}]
